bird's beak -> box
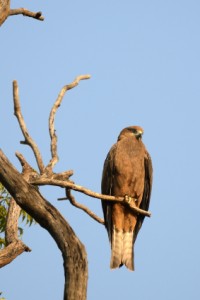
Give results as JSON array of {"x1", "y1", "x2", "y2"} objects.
[{"x1": 136, "y1": 130, "x2": 143, "y2": 139}]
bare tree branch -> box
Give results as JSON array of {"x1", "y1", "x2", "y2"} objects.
[
  {"x1": 9, "y1": 8, "x2": 44, "y2": 21},
  {"x1": 5, "y1": 198, "x2": 21, "y2": 244},
  {"x1": 15, "y1": 152, "x2": 35, "y2": 172},
  {"x1": 0, "y1": 153, "x2": 33, "y2": 268},
  {"x1": 13, "y1": 80, "x2": 45, "y2": 174},
  {"x1": 53, "y1": 170, "x2": 74, "y2": 181},
  {"x1": 13, "y1": 75, "x2": 91, "y2": 177},
  {"x1": 66, "y1": 189, "x2": 104, "y2": 225},
  {"x1": 32, "y1": 178, "x2": 151, "y2": 217},
  {"x1": 0, "y1": 1, "x2": 44, "y2": 26},
  {"x1": 46, "y1": 74, "x2": 91, "y2": 172},
  {"x1": 0, "y1": 198, "x2": 31, "y2": 268},
  {"x1": 0, "y1": 240, "x2": 31, "y2": 268}
]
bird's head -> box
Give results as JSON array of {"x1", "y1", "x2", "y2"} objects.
[{"x1": 118, "y1": 126, "x2": 144, "y2": 141}]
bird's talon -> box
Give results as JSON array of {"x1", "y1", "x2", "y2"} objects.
[{"x1": 124, "y1": 195, "x2": 132, "y2": 204}]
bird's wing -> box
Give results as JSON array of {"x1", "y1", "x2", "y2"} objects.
[
  {"x1": 101, "y1": 144, "x2": 117, "y2": 240},
  {"x1": 133, "y1": 151, "x2": 153, "y2": 243}
]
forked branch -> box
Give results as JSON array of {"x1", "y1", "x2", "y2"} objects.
[
  {"x1": 47, "y1": 74, "x2": 91, "y2": 171},
  {"x1": 13, "y1": 75, "x2": 91, "y2": 175},
  {"x1": 66, "y1": 189, "x2": 104, "y2": 225},
  {"x1": 13, "y1": 80, "x2": 45, "y2": 174}
]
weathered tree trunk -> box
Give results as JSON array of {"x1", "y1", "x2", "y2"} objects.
[
  {"x1": 0, "y1": 0, "x2": 10, "y2": 26},
  {"x1": 0, "y1": 149, "x2": 88, "y2": 300}
]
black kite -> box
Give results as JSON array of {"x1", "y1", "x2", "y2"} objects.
[{"x1": 101, "y1": 126, "x2": 153, "y2": 271}]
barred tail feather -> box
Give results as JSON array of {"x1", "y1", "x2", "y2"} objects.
[
  {"x1": 110, "y1": 229, "x2": 134, "y2": 271},
  {"x1": 122, "y1": 231, "x2": 134, "y2": 271},
  {"x1": 110, "y1": 229, "x2": 123, "y2": 269}
]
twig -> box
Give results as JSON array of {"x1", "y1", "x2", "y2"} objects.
[
  {"x1": 46, "y1": 74, "x2": 91, "y2": 171},
  {"x1": 31, "y1": 178, "x2": 151, "y2": 217},
  {"x1": 13, "y1": 80, "x2": 45, "y2": 174},
  {"x1": 53, "y1": 170, "x2": 74, "y2": 181},
  {"x1": 66, "y1": 189, "x2": 104, "y2": 225},
  {"x1": 9, "y1": 8, "x2": 44, "y2": 21}
]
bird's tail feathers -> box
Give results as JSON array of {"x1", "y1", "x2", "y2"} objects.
[
  {"x1": 110, "y1": 229, "x2": 123, "y2": 269},
  {"x1": 110, "y1": 228, "x2": 134, "y2": 271},
  {"x1": 122, "y1": 231, "x2": 134, "y2": 271}
]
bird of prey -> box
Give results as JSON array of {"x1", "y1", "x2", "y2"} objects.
[{"x1": 101, "y1": 126, "x2": 152, "y2": 271}]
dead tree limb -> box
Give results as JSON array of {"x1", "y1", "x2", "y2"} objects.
[
  {"x1": 66, "y1": 189, "x2": 105, "y2": 225},
  {"x1": 47, "y1": 74, "x2": 91, "y2": 172},
  {"x1": 9, "y1": 9, "x2": 44, "y2": 21},
  {"x1": 5, "y1": 198, "x2": 21, "y2": 244},
  {"x1": 0, "y1": 0, "x2": 44, "y2": 26},
  {"x1": 0, "y1": 198, "x2": 31, "y2": 268},
  {"x1": 13, "y1": 80, "x2": 45, "y2": 174},
  {"x1": 0, "y1": 240, "x2": 30, "y2": 268}
]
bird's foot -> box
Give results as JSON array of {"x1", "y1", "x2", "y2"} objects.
[{"x1": 124, "y1": 195, "x2": 137, "y2": 205}]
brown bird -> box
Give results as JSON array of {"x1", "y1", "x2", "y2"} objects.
[{"x1": 101, "y1": 126, "x2": 152, "y2": 271}]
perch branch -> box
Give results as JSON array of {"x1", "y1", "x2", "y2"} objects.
[
  {"x1": 9, "y1": 8, "x2": 44, "y2": 21},
  {"x1": 46, "y1": 74, "x2": 91, "y2": 171},
  {"x1": 13, "y1": 80, "x2": 45, "y2": 174},
  {"x1": 31, "y1": 178, "x2": 151, "y2": 217},
  {"x1": 66, "y1": 189, "x2": 104, "y2": 225}
]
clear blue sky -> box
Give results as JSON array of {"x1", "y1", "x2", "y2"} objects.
[{"x1": 1, "y1": 0, "x2": 200, "y2": 299}]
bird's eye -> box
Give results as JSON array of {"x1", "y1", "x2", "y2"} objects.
[
  {"x1": 131, "y1": 129, "x2": 137, "y2": 135},
  {"x1": 128, "y1": 128, "x2": 136, "y2": 134}
]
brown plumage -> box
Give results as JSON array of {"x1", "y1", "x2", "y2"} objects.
[{"x1": 101, "y1": 126, "x2": 153, "y2": 271}]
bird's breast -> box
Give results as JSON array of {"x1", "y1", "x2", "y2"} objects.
[{"x1": 112, "y1": 139, "x2": 145, "y2": 199}]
